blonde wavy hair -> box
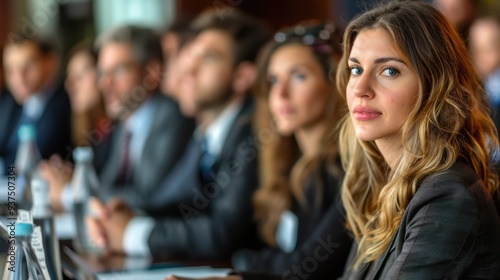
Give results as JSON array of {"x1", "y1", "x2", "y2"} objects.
[
  {"x1": 336, "y1": 0, "x2": 499, "y2": 267},
  {"x1": 252, "y1": 22, "x2": 346, "y2": 246}
]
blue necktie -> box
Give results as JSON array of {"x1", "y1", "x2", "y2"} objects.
[{"x1": 198, "y1": 137, "x2": 217, "y2": 182}]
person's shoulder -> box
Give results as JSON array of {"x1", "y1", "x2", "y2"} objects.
[
  {"x1": 153, "y1": 93, "x2": 178, "y2": 109},
  {"x1": 44, "y1": 84, "x2": 71, "y2": 115},
  {"x1": 153, "y1": 93, "x2": 192, "y2": 122},
  {"x1": 411, "y1": 161, "x2": 485, "y2": 210},
  {"x1": 420, "y1": 161, "x2": 480, "y2": 192}
]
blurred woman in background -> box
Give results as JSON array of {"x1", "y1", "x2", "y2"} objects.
[
  {"x1": 65, "y1": 39, "x2": 109, "y2": 149},
  {"x1": 39, "y1": 39, "x2": 110, "y2": 212}
]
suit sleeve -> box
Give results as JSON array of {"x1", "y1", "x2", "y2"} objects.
[
  {"x1": 232, "y1": 197, "x2": 352, "y2": 279},
  {"x1": 384, "y1": 179, "x2": 480, "y2": 279},
  {"x1": 147, "y1": 140, "x2": 259, "y2": 259}
]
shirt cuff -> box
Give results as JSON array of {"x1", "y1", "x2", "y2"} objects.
[
  {"x1": 123, "y1": 216, "x2": 155, "y2": 256},
  {"x1": 61, "y1": 184, "x2": 73, "y2": 211}
]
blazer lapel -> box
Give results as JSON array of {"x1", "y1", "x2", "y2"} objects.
[
  {"x1": 216, "y1": 98, "x2": 253, "y2": 167},
  {"x1": 369, "y1": 229, "x2": 399, "y2": 280},
  {"x1": 100, "y1": 123, "x2": 124, "y2": 189},
  {"x1": 150, "y1": 137, "x2": 203, "y2": 207}
]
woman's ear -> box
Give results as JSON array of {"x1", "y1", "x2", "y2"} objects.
[{"x1": 233, "y1": 61, "x2": 257, "y2": 96}]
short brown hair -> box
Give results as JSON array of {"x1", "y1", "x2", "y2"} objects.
[
  {"x1": 4, "y1": 33, "x2": 59, "y2": 56},
  {"x1": 191, "y1": 9, "x2": 270, "y2": 66}
]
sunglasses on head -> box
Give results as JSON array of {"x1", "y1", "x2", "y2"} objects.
[{"x1": 273, "y1": 23, "x2": 336, "y2": 54}]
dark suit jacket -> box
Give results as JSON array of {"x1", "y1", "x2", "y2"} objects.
[
  {"x1": 234, "y1": 162, "x2": 352, "y2": 279},
  {"x1": 146, "y1": 98, "x2": 259, "y2": 260},
  {"x1": 340, "y1": 161, "x2": 500, "y2": 280},
  {"x1": 0, "y1": 90, "x2": 21, "y2": 161},
  {"x1": 98, "y1": 94, "x2": 194, "y2": 210},
  {"x1": 0, "y1": 86, "x2": 72, "y2": 170}
]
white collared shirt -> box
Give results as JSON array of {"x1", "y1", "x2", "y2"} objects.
[
  {"x1": 200, "y1": 100, "x2": 243, "y2": 157},
  {"x1": 124, "y1": 96, "x2": 158, "y2": 166},
  {"x1": 22, "y1": 91, "x2": 53, "y2": 121}
]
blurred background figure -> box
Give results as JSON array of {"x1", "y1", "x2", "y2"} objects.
[
  {"x1": 433, "y1": 0, "x2": 478, "y2": 42},
  {"x1": 0, "y1": 47, "x2": 19, "y2": 173},
  {"x1": 0, "y1": 47, "x2": 4, "y2": 94},
  {"x1": 65, "y1": 39, "x2": 109, "y2": 151},
  {"x1": 39, "y1": 39, "x2": 111, "y2": 212},
  {"x1": 469, "y1": 17, "x2": 500, "y2": 124},
  {"x1": 229, "y1": 22, "x2": 352, "y2": 279},
  {"x1": 87, "y1": 8, "x2": 270, "y2": 261},
  {"x1": 94, "y1": 25, "x2": 194, "y2": 208},
  {"x1": 41, "y1": 25, "x2": 195, "y2": 213},
  {"x1": 160, "y1": 17, "x2": 195, "y2": 98},
  {"x1": 0, "y1": 35, "x2": 72, "y2": 175}
]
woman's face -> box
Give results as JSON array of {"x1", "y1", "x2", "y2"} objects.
[
  {"x1": 346, "y1": 28, "x2": 419, "y2": 146},
  {"x1": 268, "y1": 44, "x2": 331, "y2": 136},
  {"x1": 65, "y1": 51, "x2": 100, "y2": 113}
]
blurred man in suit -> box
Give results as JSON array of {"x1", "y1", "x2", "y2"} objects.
[
  {"x1": 0, "y1": 35, "x2": 71, "y2": 175},
  {"x1": 43, "y1": 26, "x2": 195, "y2": 212},
  {"x1": 88, "y1": 10, "x2": 270, "y2": 260}
]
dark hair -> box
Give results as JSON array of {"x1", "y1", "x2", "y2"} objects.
[
  {"x1": 164, "y1": 17, "x2": 195, "y2": 50},
  {"x1": 67, "y1": 38, "x2": 97, "y2": 64},
  {"x1": 95, "y1": 25, "x2": 163, "y2": 66},
  {"x1": 4, "y1": 33, "x2": 59, "y2": 56},
  {"x1": 191, "y1": 9, "x2": 271, "y2": 66}
]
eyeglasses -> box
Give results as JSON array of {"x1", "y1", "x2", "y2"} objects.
[
  {"x1": 273, "y1": 23, "x2": 336, "y2": 54},
  {"x1": 97, "y1": 61, "x2": 138, "y2": 80}
]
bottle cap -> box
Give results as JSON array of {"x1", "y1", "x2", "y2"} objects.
[
  {"x1": 73, "y1": 147, "x2": 94, "y2": 162},
  {"x1": 32, "y1": 178, "x2": 50, "y2": 206},
  {"x1": 15, "y1": 223, "x2": 33, "y2": 236},
  {"x1": 18, "y1": 124, "x2": 36, "y2": 142}
]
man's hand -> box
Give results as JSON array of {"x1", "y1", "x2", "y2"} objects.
[
  {"x1": 39, "y1": 154, "x2": 73, "y2": 213},
  {"x1": 87, "y1": 198, "x2": 137, "y2": 254}
]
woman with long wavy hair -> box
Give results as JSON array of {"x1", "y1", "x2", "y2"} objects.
[
  {"x1": 337, "y1": 0, "x2": 500, "y2": 278},
  {"x1": 227, "y1": 22, "x2": 352, "y2": 279}
]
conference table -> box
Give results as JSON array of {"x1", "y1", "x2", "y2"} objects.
[
  {"x1": 0, "y1": 212, "x2": 232, "y2": 280},
  {"x1": 60, "y1": 242, "x2": 232, "y2": 280}
]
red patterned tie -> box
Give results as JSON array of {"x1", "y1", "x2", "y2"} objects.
[{"x1": 116, "y1": 130, "x2": 132, "y2": 185}]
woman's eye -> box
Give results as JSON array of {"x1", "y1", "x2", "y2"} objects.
[
  {"x1": 293, "y1": 72, "x2": 306, "y2": 81},
  {"x1": 382, "y1": 67, "x2": 399, "y2": 77},
  {"x1": 350, "y1": 67, "x2": 362, "y2": 76}
]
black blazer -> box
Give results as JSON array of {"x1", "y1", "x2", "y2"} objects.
[
  {"x1": 340, "y1": 161, "x2": 500, "y2": 280},
  {"x1": 98, "y1": 94, "x2": 195, "y2": 210},
  {"x1": 0, "y1": 86, "x2": 72, "y2": 169},
  {"x1": 234, "y1": 162, "x2": 352, "y2": 280},
  {"x1": 147, "y1": 98, "x2": 260, "y2": 260}
]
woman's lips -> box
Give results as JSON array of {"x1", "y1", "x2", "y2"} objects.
[
  {"x1": 352, "y1": 106, "x2": 382, "y2": 121},
  {"x1": 277, "y1": 107, "x2": 295, "y2": 116}
]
